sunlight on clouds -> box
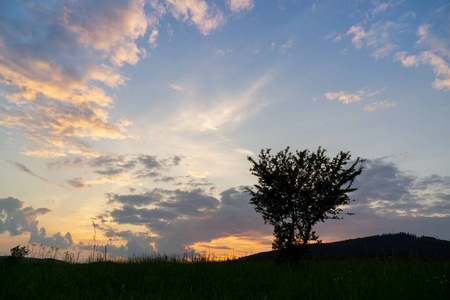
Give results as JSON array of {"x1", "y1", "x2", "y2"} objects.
[
  {"x1": 347, "y1": 21, "x2": 403, "y2": 59},
  {"x1": 325, "y1": 90, "x2": 362, "y2": 104},
  {"x1": 149, "y1": 28, "x2": 159, "y2": 48},
  {"x1": 364, "y1": 100, "x2": 396, "y2": 112},
  {"x1": 325, "y1": 88, "x2": 395, "y2": 112},
  {"x1": 169, "y1": 83, "x2": 184, "y2": 90},
  {"x1": 394, "y1": 24, "x2": 450, "y2": 90},
  {"x1": 63, "y1": 0, "x2": 148, "y2": 66},
  {"x1": 165, "y1": 0, "x2": 226, "y2": 35},
  {"x1": 190, "y1": 233, "x2": 272, "y2": 259},
  {"x1": 228, "y1": 0, "x2": 255, "y2": 13},
  {"x1": 0, "y1": 1, "x2": 140, "y2": 157},
  {"x1": 170, "y1": 73, "x2": 272, "y2": 132},
  {"x1": 188, "y1": 171, "x2": 209, "y2": 179}
]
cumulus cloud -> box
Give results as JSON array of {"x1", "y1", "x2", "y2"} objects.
[
  {"x1": 0, "y1": 197, "x2": 73, "y2": 248},
  {"x1": 325, "y1": 88, "x2": 395, "y2": 111},
  {"x1": 29, "y1": 229, "x2": 74, "y2": 249},
  {"x1": 325, "y1": 90, "x2": 363, "y2": 104},
  {"x1": 0, "y1": 0, "x2": 233, "y2": 158},
  {"x1": 228, "y1": 0, "x2": 255, "y2": 12},
  {"x1": 394, "y1": 24, "x2": 450, "y2": 90},
  {"x1": 351, "y1": 158, "x2": 450, "y2": 218},
  {"x1": 0, "y1": 1, "x2": 137, "y2": 157},
  {"x1": 103, "y1": 229, "x2": 156, "y2": 257},
  {"x1": 165, "y1": 0, "x2": 226, "y2": 35},
  {"x1": 347, "y1": 21, "x2": 405, "y2": 59},
  {"x1": 63, "y1": 0, "x2": 148, "y2": 66},
  {"x1": 98, "y1": 156, "x2": 450, "y2": 255},
  {"x1": 102, "y1": 186, "x2": 270, "y2": 254}
]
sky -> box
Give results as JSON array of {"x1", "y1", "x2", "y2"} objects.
[{"x1": 0, "y1": 0, "x2": 449, "y2": 259}]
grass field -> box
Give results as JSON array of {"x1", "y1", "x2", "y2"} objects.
[{"x1": 1, "y1": 258, "x2": 449, "y2": 299}]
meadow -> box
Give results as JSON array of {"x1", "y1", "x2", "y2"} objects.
[{"x1": 1, "y1": 257, "x2": 449, "y2": 299}]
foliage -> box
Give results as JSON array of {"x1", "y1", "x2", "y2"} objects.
[
  {"x1": 7, "y1": 245, "x2": 30, "y2": 263},
  {"x1": 0, "y1": 258, "x2": 448, "y2": 299},
  {"x1": 247, "y1": 146, "x2": 364, "y2": 260}
]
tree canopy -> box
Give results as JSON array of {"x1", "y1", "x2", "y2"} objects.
[{"x1": 247, "y1": 146, "x2": 365, "y2": 260}]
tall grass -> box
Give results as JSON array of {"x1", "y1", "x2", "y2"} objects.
[{"x1": 1, "y1": 258, "x2": 448, "y2": 299}]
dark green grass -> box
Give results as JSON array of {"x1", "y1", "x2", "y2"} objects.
[{"x1": 1, "y1": 259, "x2": 449, "y2": 299}]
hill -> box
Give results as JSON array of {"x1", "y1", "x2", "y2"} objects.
[{"x1": 240, "y1": 232, "x2": 450, "y2": 261}]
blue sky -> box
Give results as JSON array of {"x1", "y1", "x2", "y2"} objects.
[{"x1": 0, "y1": 0, "x2": 449, "y2": 258}]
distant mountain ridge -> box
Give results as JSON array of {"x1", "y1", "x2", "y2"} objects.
[{"x1": 240, "y1": 233, "x2": 450, "y2": 261}]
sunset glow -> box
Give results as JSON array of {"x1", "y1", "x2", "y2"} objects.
[{"x1": 1, "y1": 0, "x2": 449, "y2": 259}]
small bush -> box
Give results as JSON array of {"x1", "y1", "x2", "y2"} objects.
[{"x1": 7, "y1": 245, "x2": 30, "y2": 263}]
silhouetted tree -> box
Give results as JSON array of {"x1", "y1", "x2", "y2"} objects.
[
  {"x1": 7, "y1": 245, "x2": 29, "y2": 263},
  {"x1": 247, "y1": 147, "x2": 364, "y2": 261}
]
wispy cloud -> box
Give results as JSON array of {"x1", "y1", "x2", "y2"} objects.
[
  {"x1": 165, "y1": 0, "x2": 226, "y2": 35},
  {"x1": 347, "y1": 21, "x2": 405, "y2": 59},
  {"x1": 169, "y1": 73, "x2": 272, "y2": 132},
  {"x1": 364, "y1": 100, "x2": 396, "y2": 112},
  {"x1": 63, "y1": 0, "x2": 148, "y2": 66},
  {"x1": 228, "y1": 0, "x2": 255, "y2": 13},
  {"x1": 280, "y1": 36, "x2": 295, "y2": 53},
  {"x1": 3, "y1": 158, "x2": 69, "y2": 188},
  {"x1": 149, "y1": 28, "x2": 159, "y2": 48},
  {"x1": 169, "y1": 83, "x2": 184, "y2": 91},
  {"x1": 395, "y1": 24, "x2": 450, "y2": 91},
  {"x1": 0, "y1": 1, "x2": 139, "y2": 157},
  {"x1": 325, "y1": 88, "x2": 395, "y2": 111},
  {"x1": 371, "y1": 0, "x2": 400, "y2": 15},
  {"x1": 325, "y1": 90, "x2": 363, "y2": 104}
]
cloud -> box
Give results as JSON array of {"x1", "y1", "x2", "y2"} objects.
[
  {"x1": 228, "y1": 0, "x2": 255, "y2": 12},
  {"x1": 107, "y1": 190, "x2": 163, "y2": 207},
  {"x1": 325, "y1": 88, "x2": 395, "y2": 111},
  {"x1": 47, "y1": 153, "x2": 183, "y2": 188},
  {"x1": 363, "y1": 100, "x2": 396, "y2": 112},
  {"x1": 394, "y1": 24, "x2": 450, "y2": 91},
  {"x1": 0, "y1": 196, "x2": 73, "y2": 248},
  {"x1": 0, "y1": 1, "x2": 137, "y2": 157},
  {"x1": 67, "y1": 177, "x2": 91, "y2": 189},
  {"x1": 102, "y1": 229, "x2": 155, "y2": 257},
  {"x1": 351, "y1": 158, "x2": 450, "y2": 218},
  {"x1": 103, "y1": 186, "x2": 270, "y2": 254},
  {"x1": 149, "y1": 28, "x2": 159, "y2": 48},
  {"x1": 3, "y1": 159, "x2": 69, "y2": 189},
  {"x1": 169, "y1": 83, "x2": 184, "y2": 91},
  {"x1": 347, "y1": 21, "x2": 405, "y2": 59},
  {"x1": 0, "y1": 197, "x2": 50, "y2": 236},
  {"x1": 188, "y1": 171, "x2": 208, "y2": 179},
  {"x1": 371, "y1": 0, "x2": 400, "y2": 15},
  {"x1": 165, "y1": 0, "x2": 226, "y2": 35},
  {"x1": 325, "y1": 91, "x2": 363, "y2": 104},
  {"x1": 325, "y1": 32, "x2": 342, "y2": 43},
  {"x1": 63, "y1": 0, "x2": 148, "y2": 66},
  {"x1": 4, "y1": 159, "x2": 51, "y2": 184},
  {"x1": 93, "y1": 157, "x2": 450, "y2": 255},
  {"x1": 168, "y1": 73, "x2": 272, "y2": 132},
  {"x1": 279, "y1": 36, "x2": 295, "y2": 53},
  {"x1": 29, "y1": 229, "x2": 74, "y2": 249}
]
